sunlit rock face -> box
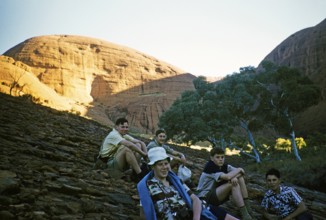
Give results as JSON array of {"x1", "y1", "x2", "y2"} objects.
[
  {"x1": 257, "y1": 19, "x2": 326, "y2": 135},
  {"x1": 1, "y1": 35, "x2": 196, "y2": 133}
]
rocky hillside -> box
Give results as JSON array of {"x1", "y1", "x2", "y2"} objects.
[
  {"x1": 258, "y1": 18, "x2": 326, "y2": 135},
  {"x1": 1, "y1": 93, "x2": 325, "y2": 219},
  {"x1": 0, "y1": 35, "x2": 196, "y2": 134}
]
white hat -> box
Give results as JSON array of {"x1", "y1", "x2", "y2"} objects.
[{"x1": 147, "y1": 147, "x2": 170, "y2": 165}]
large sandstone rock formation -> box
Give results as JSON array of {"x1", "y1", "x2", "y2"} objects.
[
  {"x1": 257, "y1": 19, "x2": 326, "y2": 135},
  {"x1": 0, "y1": 35, "x2": 196, "y2": 133}
]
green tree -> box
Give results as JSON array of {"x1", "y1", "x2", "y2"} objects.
[
  {"x1": 160, "y1": 73, "x2": 263, "y2": 163},
  {"x1": 213, "y1": 69, "x2": 263, "y2": 162},
  {"x1": 159, "y1": 89, "x2": 205, "y2": 145},
  {"x1": 256, "y1": 64, "x2": 321, "y2": 161}
]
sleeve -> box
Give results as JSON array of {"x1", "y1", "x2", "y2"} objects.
[
  {"x1": 147, "y1": 140, "x2": 157, "y2": 150},
  {"x1": 261, "y1": 194, "x2": 269, "y2": 210},
  {"x1": 108, "y1": 132, "x2": 124, "y2": 145},
  {"x1": 290, "y1": 187, "x2": 303, "y2": 205},
  {"x1": 227, "y1": 164, "x2": 237, "y2": 172},
  {"x1": 123, "y1": 134, "x2": 135, "y2": 142}
]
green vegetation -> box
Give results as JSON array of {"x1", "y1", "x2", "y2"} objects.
[
  {"x1": 158, "y1": 62, "x2": 324, "y2": 191},
  {"x1": 159, "y1": 63, "x2": 321, "y2": 162},
  {"x1": 245, "y1": 133, "x2": 326, "y2": 192}
]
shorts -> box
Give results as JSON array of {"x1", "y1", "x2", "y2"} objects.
[
  {"x1": 205, "y1": 181, "x2": 229, "y2": 206},
  {"x1": 207, "y1": 205, "x2": 227, "y2": 220},
  {"x1": 107, "y1": 157, "x2": 122, "y2": 171}
]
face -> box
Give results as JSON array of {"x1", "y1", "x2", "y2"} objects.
[
  {"x1": 266, "y1": 174, "x2": 281, "y2": 192},
  {"x1": 152, "y1": 159, "x2": 170, "y2": 180},
  {"x1": 156, "y1": 132, "x2": 167, "y2": 145},
  {"x1": 210, "y1": 154, "x2": 225, "y2": 167},
  {"x1": 116, "y1": 122, "x2": 129, "y2": 135}
]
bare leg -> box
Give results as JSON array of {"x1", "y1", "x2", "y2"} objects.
[
  {"x1": 115, "y1": 147, "x2": 141, "y2": 174},
  {"x1": 238, "y1": 176, "x2": 249, "y2": 198},
  {"x1": 133, "y1": 143, "x2": 142, "y2": 163},
  {"x1": 231, "y1": 182, "x2": 245, "y2": 207},
  {"x1": 215, "y1": 183, "x2": 232, "y2": 202},
  {"x1": 225, "y1": 214, "x2": 239, "y2": 220}
]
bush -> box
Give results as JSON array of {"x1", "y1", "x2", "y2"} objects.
[
  {"x1": 274, "y1": 137, "x2": 307, "y2": 152},
  {"x1": 245, "y1": 144, "x2": 326, "y2": 192}
]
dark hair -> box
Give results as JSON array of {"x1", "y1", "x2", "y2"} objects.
[
  {"x1": 155, "y1": 129, "x2": 166, "y2": 136},
  {"x1": 210, "y1": 147, "x2": 225, "y2": 157},
  {"x1": 266, "y1": 168, "x2": 281, "y2": 179},
  {"x1": 115, "y1": 118, "x2": 128, "y2": 126}
]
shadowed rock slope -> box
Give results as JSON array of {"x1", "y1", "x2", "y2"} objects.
[
  {"x1": 0, "y1": 35, "x2": 196, "y2": 134},
  {"x1": 1, "y1": 93, "x2": 325, "y2": 219},
  {"x1": 258, "y1": 18, "x2": 326, "y2": 135}
]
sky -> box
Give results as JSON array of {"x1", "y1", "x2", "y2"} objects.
[{"x1": 0, "y1": 0, "x2": 325, "y2": 78}]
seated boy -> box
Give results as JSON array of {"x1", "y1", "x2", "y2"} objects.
[
  {"x1": 261, "y1": 168, "x2": 313, "y2": 220},
  {"x1": 147, "y1": 129, "x2": 192, "y2": 169},
  {"x1": 97, "y1": 118, "x2": 148, "y2": 181},
  {"x1": 197, "y1": 147, "x2": 254, "y2": 220}
]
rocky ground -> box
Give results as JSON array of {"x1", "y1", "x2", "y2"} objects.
[{"x1": 1, "y1": 93, "x2": 325, "y2": 220}]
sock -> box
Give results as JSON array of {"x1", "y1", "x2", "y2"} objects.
[
  {"x1": 244, "y1": 198, "x2": 253, "y2": 215},
  {"x1": 239, "y1": 206, "x2": 252, "y2": 220}
]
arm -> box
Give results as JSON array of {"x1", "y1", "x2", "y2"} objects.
[
  {"x1": 171, "y1": 150, "x2": 187, "y2": 164},
  {"x1": 130, "y1": 138, "x2": 148, "y2": 153},
  {"x1": 120, "y1": 139, "x2": 147, "y2": 158},
  {"x1": 190, "y1": 194, "x2": 202, "y2": 220},
  {"x1": 283, "y1": 201, "x2": 307, "y2": 220},
  {"x1": 220, "y1": 168, "x2": 244, "y2": 181},
  {"x1": 262, "y1": 210, "x2": 279, "y2": 220}
]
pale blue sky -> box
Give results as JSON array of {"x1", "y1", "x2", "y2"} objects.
[{"x1": 1, "y1": 0, "x2": 325, "y2": 77}]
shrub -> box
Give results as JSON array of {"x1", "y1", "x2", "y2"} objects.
[
  {"x1": 274, "y1": 137, "x2": 307, "y2": 152},
  {"x1": 245, "y1": 142, "x2": 325, "y2": 192}
]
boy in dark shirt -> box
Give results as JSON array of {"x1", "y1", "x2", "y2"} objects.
[{"x1": 197, "y1": 147, "x2": 254, "y2": 220}]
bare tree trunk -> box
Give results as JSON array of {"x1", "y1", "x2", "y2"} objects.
[
  {"x1": 240, "y1": 120, "x2": 261, "y2": 163},
  {"x1": 284, "y1": 110, "x2": 302, "y2": 161}
]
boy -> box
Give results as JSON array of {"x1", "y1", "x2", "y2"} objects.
[
  {"x1": 147, "y1": 128, "x2": 191, "y2": 169},
  {"x1": 197, "y1": 147, "x2": 254, "y2": 220},
  {"x1": 261, "y1": 168, "x2": 313, "y2": 220},
  {"x1": 97, "y1": 118, "x2": 148, "y2": 180}
]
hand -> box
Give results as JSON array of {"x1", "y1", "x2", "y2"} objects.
[
  {"x1": 142, "y1": 152, "x2": 148, "y2": 159},
  {"x1": 230, "y1": 177, "x2": 239, "y2": 186},
  {"x1": 238, "y1": 168, "x2": 245, "y2": 175},
  {"x1": 180, "y1": 155, "x2": 187, "y2": 164}
]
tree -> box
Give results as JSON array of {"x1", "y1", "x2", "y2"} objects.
[
  {"x1": 160, "y1": 73, "x2": 263, "y2": 163},
  {"x1": 256, "y1": 65, "x2": 321, "y2": 161},
  {"x1": 213, "y1": 70, "x2": 263, "y2": 163},
  {"x1": 159, "y1": 90, "x2": 206, "y2": 145}
]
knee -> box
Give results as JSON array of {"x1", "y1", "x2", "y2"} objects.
[
  {"x1": 135, "y1": 143, "x2": 141, "y2": 148},
  {"x1": 124, "y1": 147, "x2": 133, "y2": 154},
  {"x1": 120, "y1": 146, "x2": 133, "y2": 155},
  {"x1": 224, "y1": 182, "x2": 233, "y2": 190}
]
